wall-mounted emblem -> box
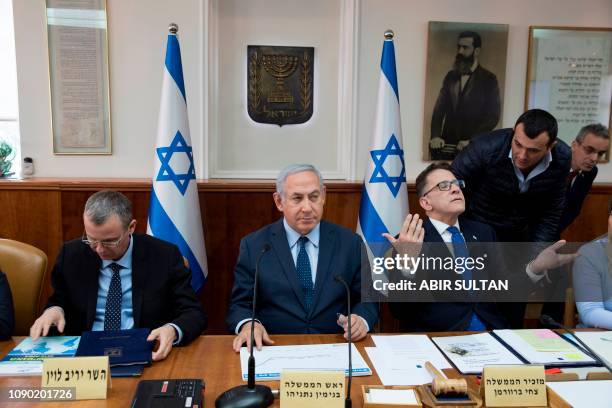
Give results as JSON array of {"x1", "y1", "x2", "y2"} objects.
[{"x1": 247, "y1": 45, "x2": 314, "y2": 126}]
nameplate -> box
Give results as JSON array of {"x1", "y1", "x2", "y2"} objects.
[
  {"x1": 42, "y1": 356, "x2": 110, "y2": 400},
  {"x1": 280, "y1": 370, "x2": 344, "y2": 408},
  {"x1": 482, "y1": 365, "x2": 546, "y2": 407}
]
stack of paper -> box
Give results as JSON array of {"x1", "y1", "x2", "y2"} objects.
[
  {"x1": 0, "y1": 336, "x2": 80, "y2": 376},
  {"x1": 574, "y1": 331, "x2": 612, "y2": 368},
  {"x1": 493, "y1": 329, "x2": 596, "y2": 366},
  {"x1": 239, "y1": 343, "x2": 371, "y2": 381},
  {"x1": 548, "y1": 380, "x2": 612, "y2": 408},
  {"x1": 431, "y1": 332, "x2": 523, "y2": 374},
  {"x1": 366, "y1": 335, "x2": 451, "y2": 385}
]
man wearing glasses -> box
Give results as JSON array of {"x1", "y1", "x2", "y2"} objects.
[
  {"x1": 386, "y1": 162, "x2": 574, "y2": 331},
  {"x1": 29, "y1": 190, "x2": 206, "y2": 361},
  {"x1": 560, "y1": 124, "x2": 609, "y2": 231}
]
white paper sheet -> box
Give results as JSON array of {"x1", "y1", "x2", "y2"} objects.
[
  {"x1": 367, "y1": 388, "x2": 418, "y2": 404},
  {"x1": 432, "y1": 332, "x2": 523, "y2": 374},
  {"x1": 239, "y1": 343, "x2": 371, "y2": 381},
  {"x1": 371, "y1": 335, "x2": 452, "y2": 369},
  {"x1": 574, "y1": 331, "x2": 612, "y2": 368},
  {"x1": 548, "y1": 380, "x2": 612, "y2": 408},
  {"x1": 365, "y1": 347, "x2": 444, "y2": 385}
]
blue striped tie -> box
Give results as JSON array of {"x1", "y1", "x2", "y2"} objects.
[
  {"x1": 296, "y1": 236, "x2": 314, "y2": 311},
  {"x1": 447, "y1": 226, "x2": 486, "y2": 331},
  {"x1": 104, "y1": 263, "x2": 123, "y2": 331}
]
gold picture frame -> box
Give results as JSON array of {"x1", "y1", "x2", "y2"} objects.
[
  {"x1": 525, "y1": 26, "x2": 612, "y2": 161},
  {"x1": 46, "y1": 0, "x2": 111, "y2": 154}
]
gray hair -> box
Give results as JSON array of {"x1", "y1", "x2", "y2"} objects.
[
  {"x1": 84, "y1": 190, "x2": 133, "y2": 229},
  {"x1": 276, "y1": 164, "x2": 324, "y2": 196},
  {"x1": 576, "y1": 123, "x2": 609, "y2": 143}
]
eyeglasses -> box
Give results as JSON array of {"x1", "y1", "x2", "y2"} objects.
[
  {"x1": 82, "y1": 230, "x2": 129, "y2": 248},
  {"x1": 423, "y1": 179, "x2": 465, "y2": 196},
  {"x1": 577, "y1": 141, "x2": 607, "y2": 158}
]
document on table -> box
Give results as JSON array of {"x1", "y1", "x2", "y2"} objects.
[
  {"x1": 547, "y1": 380, "x2": 612, "y2": 408},
  {"x1": 365, "y1": 347, "x2": 445, "y2": 385},
  {"x1": 239, "y1": 343, "x2": 372, "y2": 381},
  {"x1": 574, "y1": 331, "x2": 612, "y2": 368},
  {"x1": 371, "y1": 335, "x2": 452, "y2": 369},
  {"x1": 365, "y1": 388, "x2": 419, "y2": 405},
  {"x1": 431, "y1": 332, "x2": 523, "y2": 374},
  {"x1": 492, "y1": 329, "x2": 596, "y2": 366}
]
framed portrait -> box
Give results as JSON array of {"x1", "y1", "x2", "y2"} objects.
[
  {"x1": 525, "y1": 26, "x2": 612, "y2": 161},
  {"x1": 422, "y1": 21, "x2": 509, "y2": 161},
  {"x1": 46, "y1": 0, "x2": 111, "y2": 154}
]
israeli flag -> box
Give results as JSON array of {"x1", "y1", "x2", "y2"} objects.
[
  {"x1": 147, "y1": 26, "x2": 207, "y2": 291},
  {"x1": 357, "y1": 31, "x2": 408, "y2": 258}
]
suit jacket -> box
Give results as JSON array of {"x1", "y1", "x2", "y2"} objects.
[
  {"x1": 389, "y1": 217, "x2": 509, "y2": 332},
  {"x1": 559, "y1": 167, "x2": 597, "y2": 232},
  {"x1": 226, "y1": 219, "x2": 379, "y2": 334},
  {"x1": 46, "y1": 234, "x2": 206, "y2": 344},
  {"x1": 0, "y1": 271, "x2": 14, "y2": 340},
  {"x1": 430, "y1": 65, "x2": 500, "y2": 159}
]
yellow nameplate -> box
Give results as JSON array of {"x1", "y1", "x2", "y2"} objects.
[
  {"x1": 42, "y1": 356, "x2": 111, "y2": 400},
  {"x1": 280, "y1": 370, "x2": 344, "y2": 408},
  {"x1": 482, "y1": 365, "x2": 546, "y2": 407}
]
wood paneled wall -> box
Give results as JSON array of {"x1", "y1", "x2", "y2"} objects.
[{"x1": 0, "y1": 178, "x2": 610, "y2": 333}]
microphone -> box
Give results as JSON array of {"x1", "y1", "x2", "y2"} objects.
[
  {"x1": 215, "y1": 244, "x2": 274, "y2": 408},
  {"x1": 539, "y1": 314, "x2": 612, "y2": 372},
  {"x1": 334, "y1": 275, "x2": 352, "y2": 408}
]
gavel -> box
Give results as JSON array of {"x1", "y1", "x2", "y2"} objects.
[{"x1": 425, "y1": 361, "x2": 469, "y2": 397}]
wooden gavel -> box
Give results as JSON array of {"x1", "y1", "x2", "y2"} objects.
[{"x1": 425, "y1": 361, "x2": 469, "y2": 396}]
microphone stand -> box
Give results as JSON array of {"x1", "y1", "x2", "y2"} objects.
[
  {"x1": 335, "y1": 275, "x2": 352, "y2": 408},
  {"x1": 216, "y1": 245, "x2": 274, "y2": 408}
]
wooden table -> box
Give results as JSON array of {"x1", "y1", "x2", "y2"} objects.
[{"x1": 0, "y1": 333, "x2": 574, "y2": 407}]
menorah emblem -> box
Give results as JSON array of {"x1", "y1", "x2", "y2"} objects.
[
  {"x1": 247, "y1": 45, "x2": 314, "y2": 126},
  {"x1": 262, "y1": 55, "x2": 299, "y2": 103}
]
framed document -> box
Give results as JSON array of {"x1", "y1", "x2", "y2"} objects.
[
  {"x1": 46, "y1": 0, "x2": 111, "y2": 154},
  {"x1": 525, "y1": 26, "x2": 612, "y2": 158}
]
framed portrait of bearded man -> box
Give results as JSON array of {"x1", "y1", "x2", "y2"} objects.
[{"x1": 423, "y1": 21, "x2": 509, "y2": 161}]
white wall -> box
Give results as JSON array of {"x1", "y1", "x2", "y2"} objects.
[
  {"x1": 12, "y1": 0, "x2": 204, "y2": 177},
  {"x1": 11, "y1": 0, "x2": 612, "y2": 180}
]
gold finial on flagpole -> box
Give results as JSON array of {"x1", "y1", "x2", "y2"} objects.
[
  {"x1": 169, "y1": 23, "x2": 178, "y2": 34},
  {"x1": 384, "y1": 29, "x2": 394, "y2": 40}
]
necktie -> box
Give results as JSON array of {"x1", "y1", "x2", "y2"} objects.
[
  {"x1": 296, "y1": 236, "x2": 314, "y2": 311},
  {"x1": 104, "y1": 263, "x2": 123, "y2": 331},
  {"x1": 447, "y1": 226, "x2": 486, "y2": 331},
  {"x1": 567, "y1": 170, "x2": 578, "y2": 186}
]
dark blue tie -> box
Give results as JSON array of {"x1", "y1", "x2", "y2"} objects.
[
  {"x1": 104, "y1": 263, "x2": 122, "y2": 331},
  {"x1": 296, "y1": 236, "x2": 314, "y2": 311},
  {"x1": 447, "y1": 226, "x2": 486, "y2": 331}
]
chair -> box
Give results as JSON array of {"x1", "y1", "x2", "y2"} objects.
[{"x1": 0, "y1": 239, "x2": 47, "y2": 335}]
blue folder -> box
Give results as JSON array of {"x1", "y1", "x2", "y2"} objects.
[{"x1": 76, "y1": 328, "x2": 154, "y2": 376}]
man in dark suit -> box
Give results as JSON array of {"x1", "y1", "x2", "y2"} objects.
[
  {"x1": 386, "y1": 162, "x2": 574, "y2": 331},
  {"x1": 0, "y1": 271, "x2": 15, "y2": 340},
  {"x1": 429, "y1": 31, "x2": 501, "y2": 160},
  {"x1": 29, "y1": 190, "x2": 206, "y2": 361},
  {"x1": 227, "y1": 164, "x2": 378, "y2": 351},
  {"x1": 560, "y1": 124, "x2": 609, "y2": 231},
  {"x1": 451, "y1": 109, "x2": 572, "y2": 327}
]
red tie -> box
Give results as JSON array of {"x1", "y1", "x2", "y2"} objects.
[{"x1": 567, "y1": 171, "x2": 578, "y2": 185}]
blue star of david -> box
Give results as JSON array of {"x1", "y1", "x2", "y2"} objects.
[
  {"x1": 369, "y1": 134, "x2": 406, "y2": 197},
  {"x1": 156, "y1": 131, "x2": 196, "y2": 196}
]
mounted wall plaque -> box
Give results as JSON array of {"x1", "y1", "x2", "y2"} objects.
[
  {"x1": 247, "y1": 45, "x2": 314, "y2": 126},
  {"x1": 525, "y1": 26, "x2": 612, "y2": 160},
  {"x1": 46, "y1": 0, "x2": 111, "y2": 154}
]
